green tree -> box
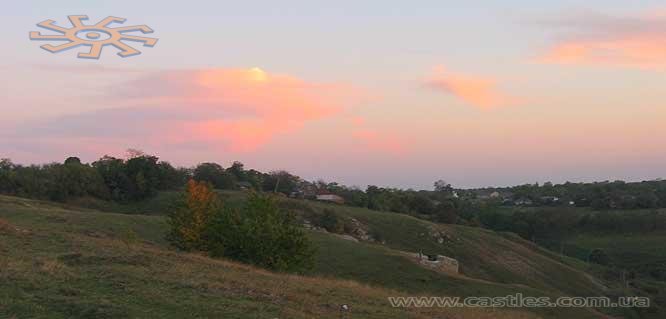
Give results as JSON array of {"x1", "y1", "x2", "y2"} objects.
[
  {"x1": 434, "y1": 180, "x2": 453, "y2": 194},
  {"x1": 0, "y1": 159, "x2": 16, "y2": 194},
  {"x1": 125, "y1": 154, "x2": 162, "y2": 200},
  {"x1": 64, "y1": 156, "x2": 82, "y2": 165},
  {"x1": 193, "y1": 162, "x2": 236, "y2": 189},
  {"x1": 262, "y1": 170, "x2": 298, "y2": 195},
  {"x1": 434, "y1": 200, "x2": 458, "y2": 224},
  {"x1": 157, "y1": 161, "x2": 188, "y2": 190},
  {"x1": 226, "y1": 161, "x2": 247, "y2": 181}
]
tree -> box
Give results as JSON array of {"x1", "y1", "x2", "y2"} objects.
[
  {"x1": 434, "y1": 180, "x2": 453, "y2": 195},
  {"x1": 226, "y1": 161, "x2": 247, "y2": 181},
  {"x1": 193, "y1": 163, "x2": 236, "y2": 190},
  {"x1": 93, "y1": 156, "x2": 132, "y2": 201},
  {"x1": 203, "y1": 193, "x2": 315, "y2": 272},
  {"x1": 0, "y1": 159, "x2": 16, "y2": 194},
  {"x1": 167, "y1": 180, "x2": 221, "y2": 251},
  {"x1": 434, "y1": 200, "x2": 458, "y2": 224},
  {"x1": 262, "y1": 170, "x2": 298, "y2": 195},
  {"x1": 48, "y1": 159, "x2": 109, "y2": 201},
  {"x1": 636, "y1": 192, "x2": 659, "y2": 209},
  {"x1": 125, "y1": 154, "x2": 162, "y2": 200},
  {"x1": 64, "y1": 157, "x2": 82, "y2": 165},
  {"x1": 408, "y1": 192, "x2": 436, "y2": 215},
  {"x1": 366, "y1": 185, "x2": 388, "y2": 211},
  {"x1": 333, "y1": 185, "x2": 368, "y2": 208},
  {"x1": 157, "y1": 161, "x2": 188, "y2": 190}
]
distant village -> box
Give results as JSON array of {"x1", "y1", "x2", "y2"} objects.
[
  {"x1": 280, "y1": 182, "x2": 575, "y2": 208},
  {"x1": 465, "y1": 189, "x2": 575, "y2": 207}
]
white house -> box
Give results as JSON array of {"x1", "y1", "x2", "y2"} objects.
[{"x1": 316, "y1": 194, "x2": 345, "y2": 204}]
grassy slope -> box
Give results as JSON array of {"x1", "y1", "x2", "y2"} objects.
[
  {"x1": 479, "y1": 206, "x2": 666, "y2": 318},
  {"x1": 493, "y1": 206, "x2": 666, "y2": 273},
  {"x1": 303, "y1": 201, "x2": 602, "y2": 295},
  {"x1": 0, "y1": 195, "x2": 539, "y2": 319},
  {"x1": 58, "y1": 192, "x2": 618, "y2": 318},
  {"x1": 264, "y1": 197, "x2": 602, "y2": 292},
  {"x1": 566, "y1": 232, "x2": 666, "y2": 271},
  {"x1": 186, "y1": 193, "x2": 608, "y2": 294},
  {"x1": 564, "y1": 232, "x2": 666, "y2": 318}
]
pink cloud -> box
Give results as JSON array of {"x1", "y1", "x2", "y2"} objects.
[
  {"x1": 424, "y1": 66, "x2": 517, "y2": 109},
  {"x1": 121, "y1": 68, "x2": 350, "y2": 152},
  {"x1": 5, "y1": 67, "x2": 410, "y2": 161},
  {"x1": 538, "y1": 10, "x2": 666, "y2": 69}
]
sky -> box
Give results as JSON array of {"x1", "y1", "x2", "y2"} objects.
[{"x1": 1, "y1": 1, "x2": 665, "y2": 189}]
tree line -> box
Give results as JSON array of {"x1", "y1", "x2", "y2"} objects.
[
  {"x1": 0, "y1": 152, "x2": 469, "y2": 225},
  {"x1": 0, "y1": 151, "x2": 310, "y2": 203},
  {"x1": 0, "y1": 153, "x2": 187, "y2": 202},
  {"x1": 488, "y1": 180, "x2": 666, "y2": 210},
  {"x1": 2, "y1": 152, "x2": 665, "y2": 225},
  {"x1": 478, "y1": 208, "x2": 666, "y2": 242}
]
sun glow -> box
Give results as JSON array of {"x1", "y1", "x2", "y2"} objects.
[{"x1": 248, "y1": 67, "x2": 267, "y2": 82}]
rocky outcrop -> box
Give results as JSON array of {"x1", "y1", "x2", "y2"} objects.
[{"x1": 303, "y1": 217, "x2": 377, "y2": 243}]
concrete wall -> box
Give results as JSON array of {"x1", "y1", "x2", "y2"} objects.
[{"x1": 417, "y1": 253, "x2": 459, "y2": 274}]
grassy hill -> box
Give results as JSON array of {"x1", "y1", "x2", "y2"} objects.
[{"x1": 0, "y1": 193, "x2": 627, "y2": 318}]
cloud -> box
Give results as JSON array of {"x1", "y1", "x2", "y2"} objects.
[
  {"x1": 118, "y1": 67, "x2": 352, "y2": 152},
  {"x1": 6, "y1": 68, "x2": 364, "y2": 156},
  {"x1": 423, "y1": 66, "x2": 517, "y2": 109},
  {"x1": 538, "y1": 10, "x2": 666, "y2": 69}
]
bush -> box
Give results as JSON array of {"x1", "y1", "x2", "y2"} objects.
[
  {"x1": 167, "y1": 184, "x2": 315, "y2": 273},
  {"x1": 203, "y1": 193, "x2": 315, "y2": 273},
  {"x1": 319, "y1": 209, "x2": 345, "y2": 233}
]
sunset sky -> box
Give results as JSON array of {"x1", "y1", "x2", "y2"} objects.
[{"x1": 1, "y1": 1, "x2": 665, "y2": 189}]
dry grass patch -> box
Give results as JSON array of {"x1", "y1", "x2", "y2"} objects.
[
  {"x1": 0, "y1": 218, "x2": 16, "y2": 234},
  {"x1": 36, "y1": 258, "x2": 71, "y2": 277}
]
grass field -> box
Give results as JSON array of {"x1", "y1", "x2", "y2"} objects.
[
  {"x1": 1, "y1": 195, "x2": 543, "y2": 319},
  {"x1": 0, "y1": 193, "x2": 636, "y2": 318}
]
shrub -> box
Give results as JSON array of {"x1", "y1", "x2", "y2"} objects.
[
  {"x1": 318, "y1": 209, "x2": 345, "y2": 233},
  {"x1": 167, "y1": 184, "x2": 315, "y2": 273},
  {"x1": 166, "y1": 180, "x2": 220, "y2": 251},
  {"x1": 203, "y1": 193, "x2": 315, "y2": 273}
]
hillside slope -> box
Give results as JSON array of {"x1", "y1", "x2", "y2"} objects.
[
  {"x1": 0, "y1": 195, "x2": 536, "y2": 319},
  {"x1": 0, "y1": 194, "x2": 615, "y2": 318}
]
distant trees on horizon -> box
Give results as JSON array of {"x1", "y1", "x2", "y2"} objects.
[{"x1": 2, "y1": 151, "x2": 666, "y2": 222}]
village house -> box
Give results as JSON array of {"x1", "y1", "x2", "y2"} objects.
[
  {"x1": 515, "y1": 198, "x2": 534, "y2": 206},
  {"x1": 316, "y1": 193, "x2": 345, "y2": 204},
  {"x1": 236, "y1": 181, "x2": 253, "y2": 191},
  {"x1": 474, "y1": 189, "x2": 513, "y2": 200}
]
